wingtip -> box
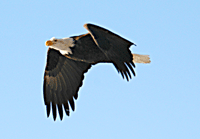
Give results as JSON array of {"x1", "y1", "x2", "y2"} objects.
[
  {"x1": 60, "y1": 116, "x2": 63, "y2": 121},
  {"x1": 46, "y1": 104, "x2": 50, "y2": 117},
  {"x1": 83, "y1": 23, "x2": 96, "y2": 30},
  {"x1": 53, "y1": 116, "x2": 56, "y2": 121},
  {"x1": 83, "y1": 23, "x2": 89, "y2": 29}
]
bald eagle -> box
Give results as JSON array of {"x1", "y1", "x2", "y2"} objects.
[{"x1": 44, "y1": 23, "x2": 150, "y2": 121}]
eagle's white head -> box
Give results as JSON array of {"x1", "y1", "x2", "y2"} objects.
[{"x1": 45, "y1": 37, "x2": 75, "y2": 55}]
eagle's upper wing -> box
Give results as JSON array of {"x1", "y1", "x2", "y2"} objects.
[
  {"x1": 43, "y1": 48, "x2": 91, "y2": 120},
  {"x1": 84, "y1": 23, "x2": 136, "y2": 81}
]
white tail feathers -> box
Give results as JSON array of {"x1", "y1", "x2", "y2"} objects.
[{"x1": 132, "y1": 54, "x2": 151, "y2": 64}]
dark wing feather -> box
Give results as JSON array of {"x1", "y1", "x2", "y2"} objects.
[
  {"x1": 84, "y1": 23, "x2": 136, "y2": 80},
  {"x1": 68, "y1": 33, "x2": 109, "y2": 63},
  {"x1": 44, "y1": 48, "x2": 91, "y2": 121}
]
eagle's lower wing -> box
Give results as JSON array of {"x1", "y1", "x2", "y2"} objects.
[
  {"x1": 84, "y1": 23, "x2": 136, "y2": 81},
  {"x1": 44, "y1": 48, "x2": 91, "y2": 120}
]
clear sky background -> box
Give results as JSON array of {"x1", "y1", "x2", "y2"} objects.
[{"x1": 1, "y1": 0, "x2": 200, "y2": 139}]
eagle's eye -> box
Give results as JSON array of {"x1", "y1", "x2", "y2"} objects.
[{"x1": 54, "y1": 39, "x2": 57, "y2": 42}]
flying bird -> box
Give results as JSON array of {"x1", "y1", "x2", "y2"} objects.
[{"x1": 44, "y1": 23, "x2": 150, "y2": 121}]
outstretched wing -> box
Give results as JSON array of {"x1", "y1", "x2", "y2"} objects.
[
  {"x1": 84, "y1": 23, "x2": 136, "y2": 81},
  {"x1": 44, "y1": 48, "x2": 91, "y2": 120}
]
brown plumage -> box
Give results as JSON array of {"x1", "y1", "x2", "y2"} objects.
[{"x1": 43, "y1": 23, "x2": 144, "y2": 121}]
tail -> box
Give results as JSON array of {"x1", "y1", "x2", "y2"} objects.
[{"x1": 132, "y1": 54, "x2": 151, "y2": 64}]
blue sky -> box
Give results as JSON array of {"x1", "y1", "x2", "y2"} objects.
[{"x1": 1, "y1": 0, "x2": 200, "y2": 138}]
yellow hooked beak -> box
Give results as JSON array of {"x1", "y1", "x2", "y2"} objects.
[{"x1": 45, "y1": 40, "x2": 53, "y2": 46}]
